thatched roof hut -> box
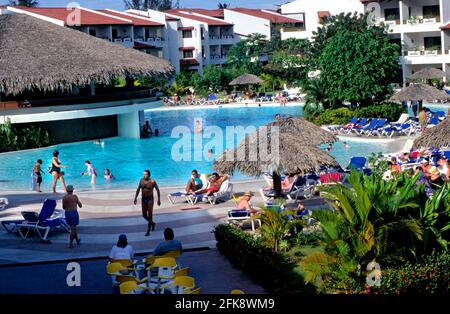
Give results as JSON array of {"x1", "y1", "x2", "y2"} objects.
[
  {"x1": 213, "y1": 128, "x2": 338, "y2": 176},
  {"x1": 0, "y1": 14, "x2": 174, "y2": 96},
  {"x1": 267, "y1": 116, "x2": 337, "y2": 145},
  {"x1": 389, "y1": 83, "x2": 450, "y2": 103},
  {"x1": 410, "y1": 68, "x2": 448, "y2": 80},
  {"x1": 413, "y1": 118, "x2": 450, "y2": 148},
  {"x1": 229, "y1": 74, "x2": 264, "y2": 86}
]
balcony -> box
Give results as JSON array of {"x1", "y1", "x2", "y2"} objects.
[
  {"x1": 404, "y1": 16, "x2": 441, "y2": 25},
  {"x1": 208, "y1": 35, "x2": 235, "y2": 45},
  {"x1": 134, "y1": 37, "x2": 165, "y2": 48},
  {"x1": 209, "y1": 55, "x2": 227, "y2": 64}
]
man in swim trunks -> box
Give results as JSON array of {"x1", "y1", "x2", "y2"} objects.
[
  {"x1": 194, "y1": 173, "x2": 228, "y2": 196},
  {"x1": 134, "y1": 170, "x2": 161, "y2": 236}
]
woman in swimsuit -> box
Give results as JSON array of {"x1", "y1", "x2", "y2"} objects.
[
  {"x1": 134, "y1": 170, "x2": 161, "y2": 236},
  {"x1": 51, "y1": 150, "x2": 68, "y2": 193}
]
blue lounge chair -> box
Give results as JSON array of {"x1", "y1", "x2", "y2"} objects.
[
  {"x1": 167, "y1": 192, "x2": 189, "y2": 205},
  {"x1": 443, "y1": 151, "x2": 450, "y2": 159},
  {"x1": 368, "y1": 118, "x2": 387, "y2": 136},
  {"x1": 2, "y1": 199, "x2": 69, "y2": 240},
  {"x1": 347, "y1": 157, "x2": 367, "y2": 171},
  {"x1": 355, "y1": 118, "x2": 378, "y2": 135},
  {"x1": 227, "y1": 209, "x2": 261, "y2": 232},
  {"x1": 428, "y1": 116, "x2": 439, "y2": 126},
  {"x1": 343, "y1": 118, "x2": 367, "y2": 134},
  {"x1": 332, "y1": 117, "x2": 359, "y2": 133},
  {"x1": 380, "y1": 123, "x2": 413, "y2": 137}
]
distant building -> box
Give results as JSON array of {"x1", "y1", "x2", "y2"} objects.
[{"x1": 280, "y1": 0, "x2": 364, "y2": 40}]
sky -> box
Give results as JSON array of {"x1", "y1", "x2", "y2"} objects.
[{"x1": 12, "y1": 0, "x2": 284, "y2": 10}]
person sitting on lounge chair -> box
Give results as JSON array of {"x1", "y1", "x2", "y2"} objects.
[
  {"x1": 236, "y1": 191, "x2": 258, "y2": 216},
  {"x1": 194, "y1": 173, "x2": 228, "y2": 196},
  {"x1": 185, "y1": 170, "x2": 203, "y2": 193},
  {"x1": 390, "y1": 157, "x2": 402, "y2": 174}
]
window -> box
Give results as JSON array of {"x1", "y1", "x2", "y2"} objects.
[
  {"x1": 424, "y1": 37, "x2": 441, "y2": 50},
  {"x1": 423, "y1": 5, "x2": 440, "y2": 18},
  {"x1": 183, "y1": 50, "x2": 194, "y2": 58},
  {"x1": 182, "y1": 30, "x2": 193, "y2": 38},
  {"x1": 112, "y1": 29, "x2": 118, "y2": 39},
  {"x1": 89, "y1": 29, "x2": 97, "y2": 37},
  {"x1": 384, "y1": 8, "x2": 400, "y2": 21}
]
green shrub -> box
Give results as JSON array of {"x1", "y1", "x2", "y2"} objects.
[
  {"x1": 316, "y1": 107, "x2": 354, "y2": 125},
  {"x1": 368, "y1": 251, "x2": 450, "y2": 294},
  {"x1": 213, "y1": 224, "x2": 315, "y2": 294},
  {"x1": 0, "y1": 120, "x2": 53, "y2": 152},
  {"x1": 355, "y1": 103, "x2": 404, "y2": 122}
]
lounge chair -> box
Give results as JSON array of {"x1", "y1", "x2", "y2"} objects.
[
  {"x1": 319, "y1": 172, "x2": 344, "y2": 185},
  {"x1": 367, "y1": 118, "x2": 387, "y2": 136},
  {"x1": 227, "y1": 209, "x2": 261, "y2": 232},
  {"x1": 0, "y1": 198, "x2": 8, "y2": 211},
  {"x1": 380, "y1": 123, "x2": 414, "y2": 137},
  {"x1": 1, "y1": 199, "x2": 70, "y2": 240},
  {"x1": 427, "y1": 116, "x2": 439, "y2": 127},
  {"x1": 331, "y1": 117, "x2": 359, "y2": 134},
  {"x1": 186, "y1": 177, "x2": 233, "y2": 205},
  {"x1": 348, "y1": 118, "x2": 370, "y2": 134},
  {"x1": 393, "y1": 113, "x2": 410, "y2": 125},
  {"x1": 260, "y1": 176, "x2": 314, "y2": 201}
]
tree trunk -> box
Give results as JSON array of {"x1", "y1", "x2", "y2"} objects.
[{"x1": 273, "y1": 171, "x2": 282, "y2": 198}]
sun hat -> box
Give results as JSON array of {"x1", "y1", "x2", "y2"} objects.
[
  {"x1": 243, "y1": 191, "x2": 255, "y2": 197},
  {"x1": 429, "y1": 166, "x2": 440, "y2": 175},
  {"x1": 66, "y1": 185, "x2": 74, "y2": 192}
]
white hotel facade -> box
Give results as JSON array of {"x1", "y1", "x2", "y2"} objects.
[{"x1": 280, "y1": 0, "x2": 450, "y2": 85}]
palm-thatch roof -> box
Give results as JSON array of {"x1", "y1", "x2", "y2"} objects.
[
  {"x1": 229, "y1": 74, "x2": 264, "y2": 86},
  {"x1": 213, "y1": 128, "x2": 338, "y2": 176},
  {"x1": 410, "y1": 68, "x2": 448, "y2": 80},
  {"x1": 389, "y1": 83, "x2": 450, "y2": 103},
  {"x1": 267, "y1": 116, "x2": 337, "y2": 145},
  {"x1": 0, "y1": 14, "x2": 175, "y2": 96},
  {"x1": 413, "y1": 118, "x2": 450, "y2": 149}
]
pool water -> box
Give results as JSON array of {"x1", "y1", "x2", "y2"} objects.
[{"x1": 0, "y1": 103, "x2": 447, "y2": 191}]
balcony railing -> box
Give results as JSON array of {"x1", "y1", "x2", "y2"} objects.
[
  {"x1": 404, "y1": 16, "x2": 441, "y2": 25},
  {"x1": 209, "y1": 35, "x2": 234, "y2": 40},
  {"x1": 404, "y1": 49, "x2": 443, "y2": 57}
]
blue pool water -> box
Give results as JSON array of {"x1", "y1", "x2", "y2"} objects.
[{"x1": 0, "y1": 103, "x2": 448, "y2": 191}]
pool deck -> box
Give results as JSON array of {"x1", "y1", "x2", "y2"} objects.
[{"x1": 0, "y1": 179, "x2": 327, "y2": 266}]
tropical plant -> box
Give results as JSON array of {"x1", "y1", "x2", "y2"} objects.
[
  {"x1": 217, "y1": 2, "x2": 230, "y2": 9},
  {"x1": 257, "y1": 206, "x2": 297, "y2": 253},
  {"x1": 123, "y1": 0, "x2": 179, "y2": 10},
  {"x1": 8, "y1": 0, "x2": 38, "y2": 7},
  {"x1": 301, "y1": 79, "x2": 328, "y2": 121}
]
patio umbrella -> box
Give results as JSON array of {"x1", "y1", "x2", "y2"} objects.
[
  {"x1": 267, "y1": 116, "x2": 338, "y2": 145},
  {"x1": 229, "y1": 74, "x2": 264, "y2": 86},
  {"x1": 410, "y1": 68, "x2": 448, "y2": 81},
  {"x1": 413, "y1": 117, "x2": 450, "y2": 149},
  {"x1": 389, "y1": 84, "x2": 450, "y2": 103},
  {"x1": 213, "y1": 127, "x2": 339, "y2": 197}
]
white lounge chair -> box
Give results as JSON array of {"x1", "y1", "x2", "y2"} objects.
[{"x1": 187, "y1": 177, "x2": 233, "y2": 205}]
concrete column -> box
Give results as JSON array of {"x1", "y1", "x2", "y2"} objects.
[
  {"x1": 117, "y1": 111, "x2": 141, "y2": 138},
  {"x1": 399, "y1": 0, "x2": 403, "y2": 24}
]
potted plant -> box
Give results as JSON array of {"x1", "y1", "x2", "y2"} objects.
[
  {"x1": 407, "y1": 15, "x2": 421, "y2": 25},
  {"x1": 407, "y1": 44, "x2": 422, "y2": 56},
  {"x1": 422, "y1": 14, "x2": 437, "y2": 24},
  {"x1": 424, "y1": 45, "x2": 440, "y2": 56}
]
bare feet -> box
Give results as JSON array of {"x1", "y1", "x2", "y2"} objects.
[{"x1": 68, "y1": 244, "x2": 74, "y2": 248}]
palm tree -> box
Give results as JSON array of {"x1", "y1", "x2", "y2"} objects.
[
  {"x1": 8, "y1": 0, "x2": 39, "y2": 7},
  {"x1": 218, "y1": 2, "x2": 230, "y2": 9},
  {"x1": 302, "y1": 79, "x2": 328, "y2": 121},
  {"x1": 123, "y1": 0, "x2": 178, "y2": 10}
]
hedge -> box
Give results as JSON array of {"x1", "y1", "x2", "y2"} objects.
[{"x1": 213, "y1": 224, "x2": 315, "y2": 294}]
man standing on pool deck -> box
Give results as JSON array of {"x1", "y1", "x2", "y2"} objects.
[
  {"x1": 62, "y1": 185, "x2": 82, "y2": 248},
  {"x1": 134, "y1": 170, "x2": 161, "y2": 236}
]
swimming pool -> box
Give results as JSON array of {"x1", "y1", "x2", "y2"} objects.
[{"x1": 0, "y1": 103, "x2": 443, "y2": 191}]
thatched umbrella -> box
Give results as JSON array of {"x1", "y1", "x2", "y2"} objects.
[
  {"x1": 0, "y1": 14, "x2": 174, "y2": 96},
  {"x1": 229, "y1": 74, "x2": 264, "y2": 86},
  {"x1": 267, "y1": 116, "x2": 337, "y2": 145},
  {"x1": 413, "y1": 118, "x2": 450, "y2": 149},
  {"x1": 389, "y1": 84, "x2": 450, "y2": 103},
  {"x1": 213, "y1": 127, "x2": 339, "y2": 197},
  {"x1": 410, "y1": 68, "x2": 448, "y2": 80}
]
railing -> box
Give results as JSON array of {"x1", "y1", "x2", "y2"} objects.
[
  {"x1": 405, "y1": 49, "x2": 443, "y2": 57},
  {"x1": 403, "y1": 16, "x2": 441, "y2": 25}
]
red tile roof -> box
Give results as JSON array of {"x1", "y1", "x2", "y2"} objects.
[
  {"x1": 178, "y1": 26, "x2": 195, "y2": 31},
  {"x1": 178, "y1": 8, "x2": 224, "y2": 18},
  {"x1": 98, "y1": 10, "x2": 163, "y2": 26},
  {"x1": 165, "y1": 9, "x2": 232, "y2": 26},
  {"x1": 226, "y1": 8, "x2": 302, "y2": 24},
  {"x1": 318, "y1": 11, "x2": 331, "y2": 18},
  {"x1": 180, "y1": 58, "x2": 200, "y2": 65},
  {"x1": 179, "y1": 46, "x2": 195, "y2": 51},
  {"x1": 13, "y1": 7, "x2": 131, "y2": 25},
  {"x1": 134, "y1": 42, "x2": 156, "y2": 49}
]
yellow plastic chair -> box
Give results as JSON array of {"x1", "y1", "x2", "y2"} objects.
[
  {"x1": 160, "y1": 275, "x2": 195, "y2": 294},
  {"x1": 187, "y1": 287, "x2": 202, "y2": 294},
  {"x1": 146, "y1": 257, "x2": 178, "y2": 289},
  {"x1": 143, "y1": 250, "x2": 182, "y2": 267},
  {"x1": 106, "y1": 262, "x2": 143, "y2": 286},
  {"x1": 119, "y1": 281, "x2": 155, "y2": 294},
  {"x1": 231, "y1": 289, "x2": 245, "y2": 294},
  {"x1": 110, "y1": 258, "x2": 136, "y2": 268}
]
